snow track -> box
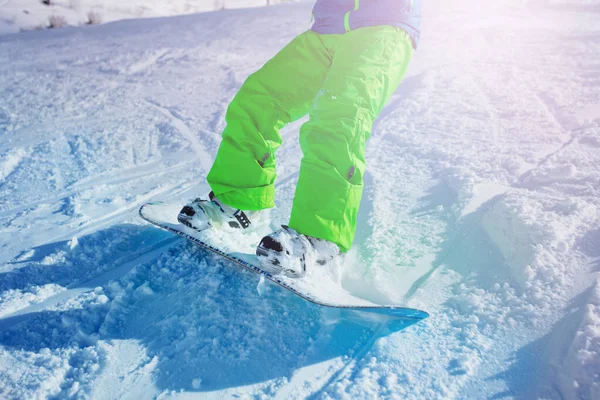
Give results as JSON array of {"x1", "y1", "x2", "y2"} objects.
[
  {"x1": 1, "y1": 0, "x2": 600, "y2": 399},
  {"x1": 0, "y1": 236, "x2": 180, "y2": 330}
]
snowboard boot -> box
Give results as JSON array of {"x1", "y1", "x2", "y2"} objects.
[
  {"x1": 177, "y1": 191, "x2": 263, "y2": 232},
  {"x1": 256, "y1": 226, "x2": 340, "y2": 278}
]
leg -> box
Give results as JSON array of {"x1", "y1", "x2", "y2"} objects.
[
  {"x1": 289, "y1": 26, "x2": 414, "y2": 251},
  {"x1": 207, "y1": 30, "x2": 332, "y2": 211}
]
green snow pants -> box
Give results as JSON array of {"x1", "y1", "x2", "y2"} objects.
[{"x1": 207, "y1": 26, "x2": 413, "y2": 251}]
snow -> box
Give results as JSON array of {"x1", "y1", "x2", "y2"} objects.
[
  {"x1": 0, "y1": 0, "x2": 293, "y2": 34},
  {"x1": 1, "y1": 0, "x2": 600, "y2": 399},
  {"x1": 0, "y1": 147, "x2": 26, "y2": 181}
]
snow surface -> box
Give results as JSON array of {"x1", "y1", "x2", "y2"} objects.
[
  {"x1": 0, "y1": 0, "x2": 292, "y2": 34},
  {"x1": 1, "y1": 0, "x2": 599, "y2": 398}
]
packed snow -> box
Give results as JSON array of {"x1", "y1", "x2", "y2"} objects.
[{"x1": 1, "y1": 0, "x2": 599, "y2": 399}]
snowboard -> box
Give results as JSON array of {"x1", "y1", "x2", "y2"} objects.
[{"x1": 139, "y1": 201, "x2": 429, "y2": 322}]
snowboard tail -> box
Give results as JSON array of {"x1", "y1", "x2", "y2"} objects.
[{"x1": 139, "y1": 201, "x2": 429, "y2": 321}]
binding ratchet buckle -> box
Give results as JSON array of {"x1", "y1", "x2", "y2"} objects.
[{"x1": 234, "y1": 210, "x2": 251, "y2": 229}]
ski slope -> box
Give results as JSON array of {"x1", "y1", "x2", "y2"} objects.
[
  {"x1": 1, "y1": 0, "x2": 599, "y2": 398},
  {"x1": 0, "y1": 0, "x2": 291, "y2": 34}
]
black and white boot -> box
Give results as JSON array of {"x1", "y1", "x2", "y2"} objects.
[
  {"x1": 177, "y1": 191, "x2": 263, "y2": 232},
  {"x1": 256, "y1": 226, "x2": 340, "y2": 278}
]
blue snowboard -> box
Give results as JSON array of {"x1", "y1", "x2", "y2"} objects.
[{"x1": 140, "y1": 201, "x2": 429, "y2": 322}]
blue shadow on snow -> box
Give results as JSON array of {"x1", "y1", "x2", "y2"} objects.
[{"x1": 0, "y1": 223, "x2": 425, "y2": 394}]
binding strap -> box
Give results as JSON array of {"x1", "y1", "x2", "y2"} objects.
[{"x1": 209, "y1": 191, "x2": 251, "y2": 229}]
